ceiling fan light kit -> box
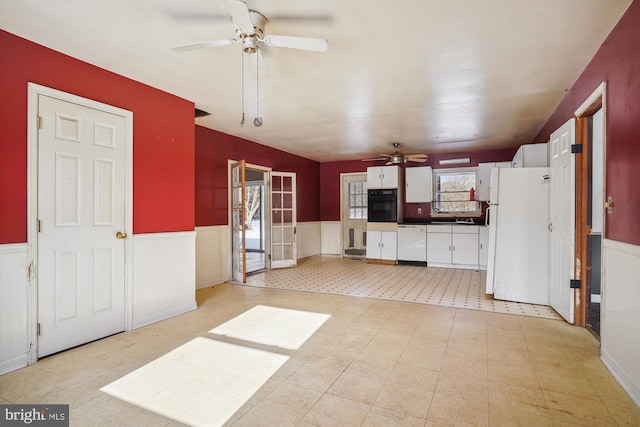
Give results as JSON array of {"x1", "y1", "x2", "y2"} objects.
[{"x1": 171, "y1": 0, "x2": 329, "y2": 126}]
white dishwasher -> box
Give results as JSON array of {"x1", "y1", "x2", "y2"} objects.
[{"x1": 397, "y1": 224, "x2": 427, "y2": 263}]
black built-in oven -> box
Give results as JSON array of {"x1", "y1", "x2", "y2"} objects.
[{"x1": 367, "y1": 189, "x2": 398, "y2": 222}]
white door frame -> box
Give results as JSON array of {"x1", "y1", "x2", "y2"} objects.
[
  {"x1": 227, "y1": 160, "x2": 272, "y2": 280},
  {"x1": 340, "y1": 172, "x2": 368, "y2": 258},
  {"x1": 26, "y1": 83, "x2": 134, "y2": 364}
]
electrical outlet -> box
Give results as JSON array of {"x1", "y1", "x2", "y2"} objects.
[{"x1": 417, "y1": 207, "x2": 422, "y2": 215}]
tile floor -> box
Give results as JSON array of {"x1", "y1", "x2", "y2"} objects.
[
  {"x1": 1, "y1": 264, "x2": 639, "y2": 426},
  {"x1": 246, "y1": 257, "x2": 560, "y2": 320}
]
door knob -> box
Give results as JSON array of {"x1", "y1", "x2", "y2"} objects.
[{"x1": 116, "y1": 231, "x2": 128, "y2": 240}]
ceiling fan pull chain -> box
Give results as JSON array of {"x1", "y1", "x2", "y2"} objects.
[
  {"x1": 240, "y1": 46, "x2": 245, "y2": 127},
  {"x1": 254, "y1": 50, "x2": 263, "y2": 127}
]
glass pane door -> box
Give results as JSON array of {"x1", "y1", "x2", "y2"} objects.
[
  {"x1": 271, "y1": 171, "x2": 296, "y2": 268},
  {"x1": 231, "y1": 160, "x2": 246, "y2": 282}
]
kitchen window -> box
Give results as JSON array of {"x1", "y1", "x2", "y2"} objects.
[
  {"x1": 348, "y1": 181, "x2": 368, "y2": 219},
  {"x1": 431, "y1": 168, "x2": 480, "y2": 215}
]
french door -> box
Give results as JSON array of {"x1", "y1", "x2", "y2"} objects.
[
  {"x1": 270, "y1": 172, "x2": 297, "y2": 268},
  {"x1": 231, "y1": 161, "x2": 247, "y2": 283}
]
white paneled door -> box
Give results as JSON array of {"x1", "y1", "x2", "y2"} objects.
[
  {"x1": 37, "y1": 95, "x2": 126, "y2": 357},
  {"x1": 271, "y1": 172, "x2": 297, "y2": 269},
  {"x1": 549, "y1": 118, "x2": 576, "y2": 323}
]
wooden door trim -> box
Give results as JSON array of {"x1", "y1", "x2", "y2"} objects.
[{"x1": 573, "y1": 82, "x2": 606, "y2": 329}]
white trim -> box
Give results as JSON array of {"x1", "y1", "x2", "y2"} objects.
[
  {"x1": 575, "y1": 81, "x2": 607, "y2": 117},
  {"x1": 0, "y1": 243, "x2": 28, "y2": 254},
  {"x1": 0, "y1": 355, "x2": 29, "y2": 376},
  {"x1": 602, "y1": 347, "x2": 640, "y2": 407},
  {"x1": 131, "y1": 302, "x2": 198, "y2": 330},
  {"x1": 132, "y1": 230, "x2": 196, "y2": 241},
  {"x1": 27, "y1": 83, "x2": 133, "y2": 364}
]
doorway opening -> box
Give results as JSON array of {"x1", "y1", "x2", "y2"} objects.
[
  {"x1": 230, "y1": 161, "x2": 297, "y2": 283},
  {"x1": 575, "y1": 82, "x2": 606, "y2": 337},
  {"x1": 245, "y1": 169, "x2": 267, "y2": 274},
  {"x1": 340, "y1": 173, "x2": 368, "y2": 258}
]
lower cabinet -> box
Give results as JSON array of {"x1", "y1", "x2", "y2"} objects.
[
  {"x1": 366, "y1": 230, "x2": 397, "y2": 262},
  {"x1": 479, "y1": 226, "x2": 489, "y2": 269},
  {"x1": 426, "y1": 225, "x2": 479, "y2": 269}
]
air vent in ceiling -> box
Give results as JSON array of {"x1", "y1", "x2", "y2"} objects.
[{"x1": 195, "y1": 108, "x2": 211, "y2": 118}]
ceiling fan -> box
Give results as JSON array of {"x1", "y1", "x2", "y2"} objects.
[
  {"x1": 362, "y1": 143, "x2": 429, "y2": 165},
  {"x1": 171, "y1": 0, "x2": 329, "y2": 55}
]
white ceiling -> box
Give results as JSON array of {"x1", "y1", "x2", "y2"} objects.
[{"x1": 0, "y1": 0, "x2": 631, "y2": 162}]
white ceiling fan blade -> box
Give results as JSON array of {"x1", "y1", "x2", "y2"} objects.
[
  {"x1": 407, "y1": 157, "x2": 428, "y2": 163},
  {"x1": 406, "y1": 154, "x2": 428, "y2": 159},
  {"x1": 226, "y1": 0, "x2": 255, "y2": 35},
  {"x1": 172, "y1": 38, "x2": 237, "y2": 52},
  {"x1": 361, "y1": 158, "x2": 387, "y2": 162},
  {"x1": 262, "y1": 35, "x2": 328, "y2": 52}
]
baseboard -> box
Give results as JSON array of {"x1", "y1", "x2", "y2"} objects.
[
  {"x1": 132, "y1": 302, "x2": 197, "y2": 330},
  {"x1": 0, "y1": 354, "x2": 28, "y2": 376},
  {"x1": 601, "y1": 347, "x2": 640, "y2": 407},
  {"x1": 196, "y1": 279, "x2": 223, "y2": 290}
]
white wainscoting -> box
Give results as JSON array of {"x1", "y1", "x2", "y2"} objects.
[
  {"x1": 321, "y1": 221, "x2": 341, "y2": 256},
  {"x1": 0, "y1": 243, "x2": 29, "y2": 375},
  {"x1": 601, "y1": 238, "x2": 640, "y2": 406},
  {"x1": 132, "y1": 231, "x2": 197, "y2": 329},
  {"x1": 195, "y1": 225, "x2": 231, "y2": 289},
  {"x1": 297, "y1": 222, "x2": 321, "y2": 259}
]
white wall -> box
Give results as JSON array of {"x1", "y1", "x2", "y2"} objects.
[
  {"x1": 297, "y1": 221, "x2": 322, "y2": 259},
  {"x1": 0, "y1": 244, "x2": 29, "y2": 375},
  {"x1": 195, "y1": 225, "x2": 231, "y2": 289},
  {"x1": 131, "y1": 231, "x2": 197, "y2": 329},
  {"x1": 601, "y1": 238, "x2": 640, "y2": 406},
  {"x1": 321, "y1": 221, "x2": 341, "y2": 255}
]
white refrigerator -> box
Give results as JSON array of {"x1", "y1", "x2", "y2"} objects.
[{"x1": 485, "y1": 167, "x2": 550, "y2": 305}]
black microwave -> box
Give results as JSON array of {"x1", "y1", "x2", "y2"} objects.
[{"x1": 368, "y1": 189, "x2": 398, "y2": 222}]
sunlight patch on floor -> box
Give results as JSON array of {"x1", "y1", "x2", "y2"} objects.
[
  {"x1": 101, "y1": 337, "x2": 288, "y2": 426},
  {"x1": 101, "y1": 306, "x2": 332, "y2": 426},
  {"x1": 209, "y1": 305, "x2": 331, "y2": 350}
]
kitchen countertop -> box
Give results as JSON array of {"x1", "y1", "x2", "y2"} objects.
[{"x1": 400, "y1": 218, "x2": 486, "y2": 226}]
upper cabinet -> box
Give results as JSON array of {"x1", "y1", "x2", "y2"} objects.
[
  {"x1": 477, "y1": 162, "x2": 511, "y2": 201},
  {"x1": 367, "y1": 165, "x2": 400, "y2": 189},
  {"x1": 405, "y1": 166, "x2": 432, "y2": 202},
  {"x1": 512, "y1": 143, "x2": 548, "y2": 168}
]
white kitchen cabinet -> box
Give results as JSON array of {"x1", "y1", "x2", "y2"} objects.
[
  {"x1": 426, "y1": 224, "x2": 479, "y2": 269},
  {"x1": 512, "y1": 143, "x2": 548, "y2": 168},
  {"x1": 397, "y1": 225, "x2": 427, "y2": 262},
  {"x1": 366, "y1": 230, "x2": 397, "y2": 261},
  {"x1": 367, "y1": 166, "x2": 399, "y2": 189},
  {"x1": 405, "y1": 166, "x2": 432, "y2": 202},
  {"x1": 477, "y1": 162, "x2": 511, "y2": 201},
  {"x1": 479, "y1": 226, "x2": 489, "y2": 269},
  {"x1": 426, "y1": 226, "x2": 452, "y2": 264},
  {"x1": 452, "y1": 229, "x2": 479, "y2": 265}
]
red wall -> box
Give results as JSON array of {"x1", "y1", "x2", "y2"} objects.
[
  {"x1": 0, "y1": 30, "x2": 195, "y2": 243},
  {"x1": 533, "y1": 1, "x2": 640, "y2": 245},
  {"x1": 195, "y1": 126, "x2": 320, "y2": 226},
  {"x1": 319, "y1": 148, "x2": 516, "y2": 222}
]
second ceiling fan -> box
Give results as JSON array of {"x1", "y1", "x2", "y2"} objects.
[{"x1": 363, "y1": 143, "x2": 429, "y2": 165}]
